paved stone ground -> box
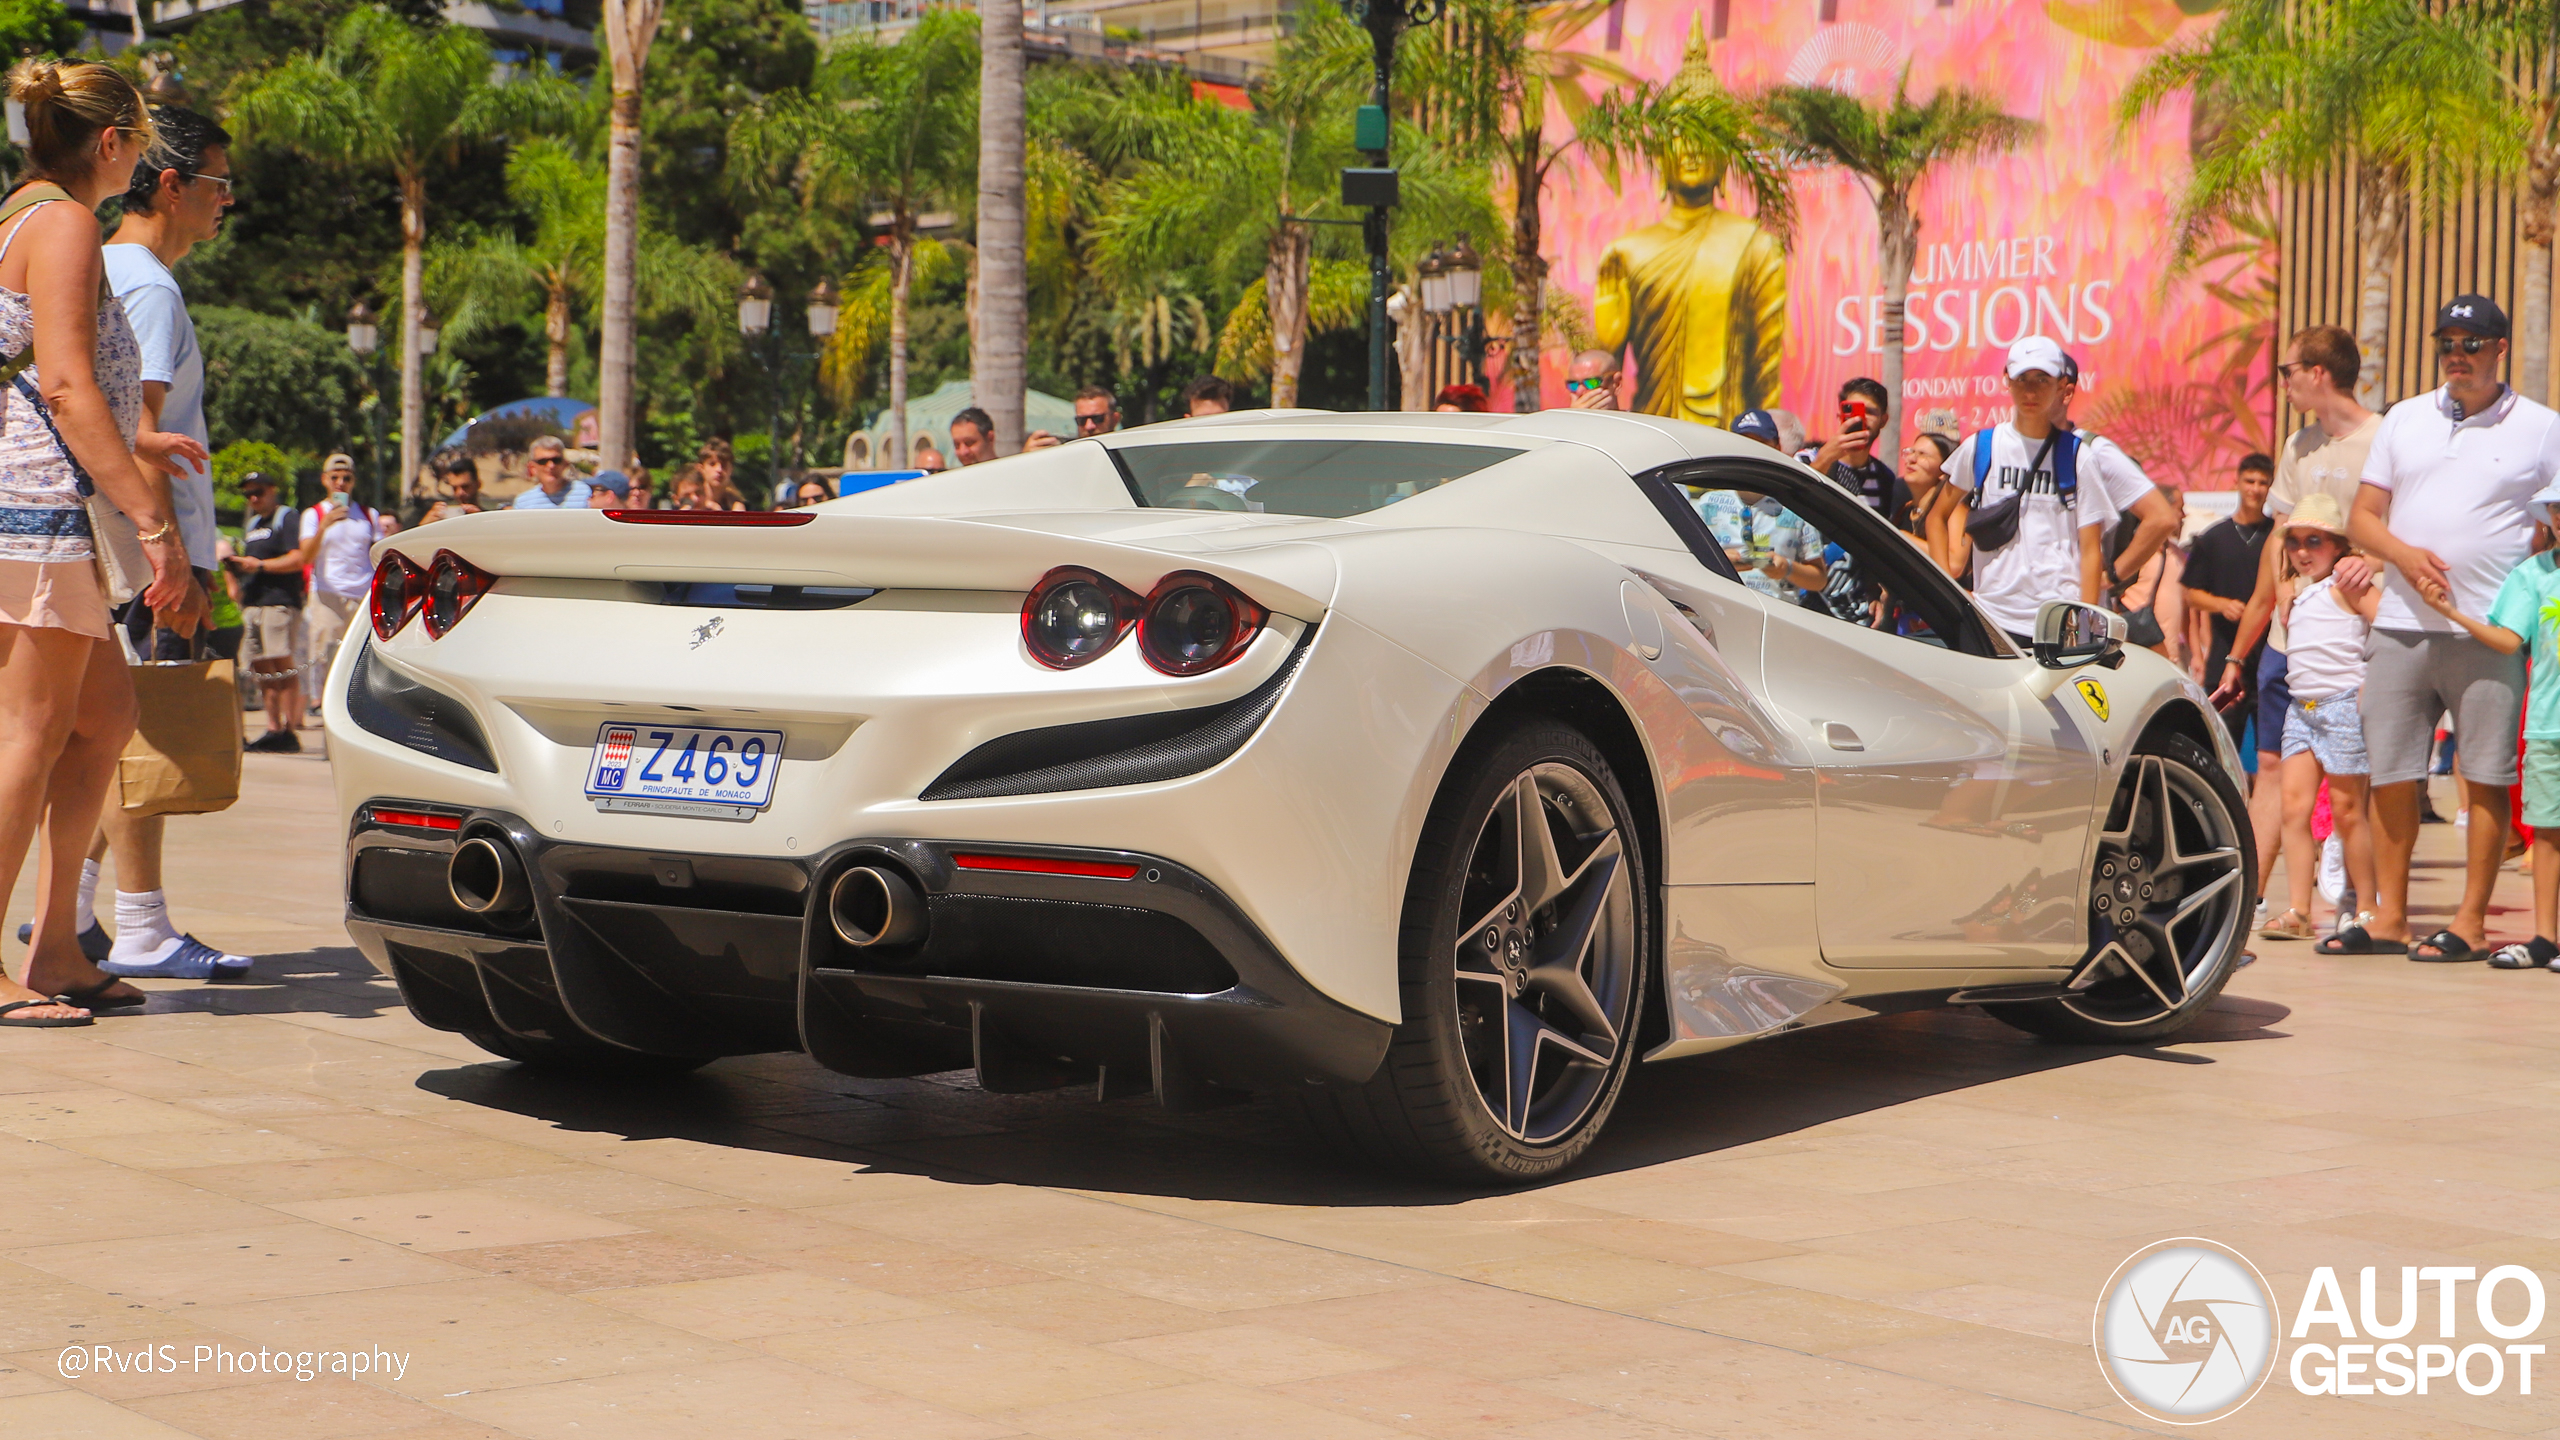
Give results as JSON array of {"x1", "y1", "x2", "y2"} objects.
[{"x1": 1, "y1": 740, "x2": 2556, "y2": 1439}]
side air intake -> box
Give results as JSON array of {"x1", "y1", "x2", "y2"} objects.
[{"x1": 920, "y1": 629, "x2": 1313, "y2": 801}]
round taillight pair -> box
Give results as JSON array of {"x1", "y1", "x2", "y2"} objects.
[
  {"x1": 421, "y1": 551, "x2": 495, "y2": 639},
  {"x1": 1020, "y1": 566, "x2": 1266, "y2": 674},
  {"x1": 369, "y1": 552, "x2": 427, "y2": 640}
]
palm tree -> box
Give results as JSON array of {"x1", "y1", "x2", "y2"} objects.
[
  {"x1": 599, "y1": 0, "x2": 668, "y2": 475},
  {"x1": 733, "y1": 11, "x2": 977, "y2": 465},
  {"x1": 2122, "y1": 0, "x2": 2517, "y2": 408},
  {"x1": 1760, "y1": 72, "x2": 2036, "y2": 454},
  {"x1": 428, "y1": 139, "x2": 597, "y2": 397},
  {"x1": 2462, "y1": 1, "x2": 2560, "y2": 398},
  {"x1": 1406, "y1": 0, "x2": 1780, "y2": 412},
  {"x1": 429, "y1": 137, "x2": 740, "y2": 402},
  {"x1": 236, "y1": 6, "x2": 572, "y2": 490},
  {"x1": 978, "y1": 0, "x2": 1026, "y2": 453}
]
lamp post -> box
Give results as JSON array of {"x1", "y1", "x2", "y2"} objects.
[
  {"x1": 736, "y1": 272, "x2": 840, "y2": 501},
  {"x1": 1343, "y1": 0, "x2": 1443, "y2": 412},
  {"x1": 345, "y1": 299, "x2": 392, "y2": 513},
  {"x1": 1446, "y1": 236, "x2": 1486, "y2": 388}
]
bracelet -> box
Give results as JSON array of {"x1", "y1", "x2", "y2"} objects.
[{"x1": 135, "y1": 519, "x2": 175, "y2": 545}]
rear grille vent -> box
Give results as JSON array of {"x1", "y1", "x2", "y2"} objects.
[
  {"x1": 920, "y1": 628, "x2": 1312, "y2": 801},
  {"x1": 348, "y1": 644, "x2": 499, "y2": 772}
]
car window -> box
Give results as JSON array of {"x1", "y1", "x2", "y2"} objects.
[
  {"x1": 1638, "y1": 462, "x2": 2006, "y2": 659},
  {"x1": 1108, "y1": 439, "x2": 1525, "y2": 518}
]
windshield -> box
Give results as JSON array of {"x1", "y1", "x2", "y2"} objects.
[{"x1": 1112, "y1": 439, "x2": 1525, "y2": 518}]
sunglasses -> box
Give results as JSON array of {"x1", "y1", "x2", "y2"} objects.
[
  {"x1": 187, "y1": 172, "x2": 232, "y2": 194},
  {"x1": 2437, "y1": 335, "x2": 2496, "y2": 355},
  {"x1": 1565, "y1": 377, "x2": 1613, "y2": 393},
  {"x1": 1074, "y1": 412, "x2": 1112, "y2": 430},
  {"x1": 2283, "y1": 532, "x2": 2340, "y2": 547},
  {"x1": 529, "y1": 456, "x2": 565, "y2": 466},
  {"x1": 2276, "y1": 361, "x2": 2315, "y2": 379}
]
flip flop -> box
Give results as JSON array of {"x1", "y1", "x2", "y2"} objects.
[
  {"x1": 0, "y1": 998, "x2": 91, "y2": 1028},
  {"x1": 2316, "y1": 926, "x2": 2405, "y2": 956},
  {"x1": 49, "y1": 978, "x2": 144, "y2": 1011},
  {"x1": 2408, "y1": 930, "x2": 2483, "y2": 963}
]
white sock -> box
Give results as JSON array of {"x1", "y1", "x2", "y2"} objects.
[
  {"x1": 109, "y1": 890, "x2": 179, "y2": 965},
  {"x1": 74, "y1": 859, "x2": 100, "y2": 934}
]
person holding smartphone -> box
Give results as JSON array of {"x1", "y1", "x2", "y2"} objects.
[{"x1": 1808, "y1": 377, "x2": 1899, "y2": 516}]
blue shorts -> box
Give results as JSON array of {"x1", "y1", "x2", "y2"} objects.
[{"x1": 2254, "y1": 649, "x2": 2290, "y2": 757}]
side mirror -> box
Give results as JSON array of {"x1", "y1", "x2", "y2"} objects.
[{"x1": 2032, "y1": 600, "x2": 2126, "y2": 670}]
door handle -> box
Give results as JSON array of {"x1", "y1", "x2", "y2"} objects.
[{"x1": 1824, "y1": 722, "x2": 1864, "y2": 752}]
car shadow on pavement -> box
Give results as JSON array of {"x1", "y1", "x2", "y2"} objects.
[{"x1": 407, "y1": 991, "x2": 2291, "y2": 1204}]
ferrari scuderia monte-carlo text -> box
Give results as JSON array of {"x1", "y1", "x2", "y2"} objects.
[{"x1": 331, "y1": 410, "x2": 2254, "y2": 1181}]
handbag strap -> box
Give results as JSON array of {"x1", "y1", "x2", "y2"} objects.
[{"x1": 0, "y1": 182, "x2": 121, "y2": 396}]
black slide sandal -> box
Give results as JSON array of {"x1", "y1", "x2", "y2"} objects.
[
  {"x1": 2316, "y1": 926, "x2": 2405, "y2": 956},
  {"x1": 0, "y1": 998, "x2": 92, "y2": 1028},
  {"x1": 49, "y1": 978, "x2": 145, "y2": 1010},
  {"x1": 2408, "y1": 930, "x2": 2482, "y2": 963}
]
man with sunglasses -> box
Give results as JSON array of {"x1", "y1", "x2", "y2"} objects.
[
  {"x1": 1027, "y1": 385, "x2": 1118, "y2": 451},
  {"x1": 509, "y1": 434, "x2": 590, "y2": 508},
  {"x1": 1566, "y1": 350, "x2": 1622, "y2": 411},
  {"x1": 2347, "y1": 294, "x2": 2560, "y2": 961}
]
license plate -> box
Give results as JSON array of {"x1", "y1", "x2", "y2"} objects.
[{"x1": 586, "y1": 723, "x2": 783, "y2": 810}]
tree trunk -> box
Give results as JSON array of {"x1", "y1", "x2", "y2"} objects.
[
  {"x1": 399, "y1": 174, "x2": 426, "y2": 503},
  {"x1": 977, "y1": 0, "x2": 1026, "y2": 452},
  {"x1": 1266, "y1": 221, "x2": 1312, "y2": 408},
  {"x1": 1508, "y1": 145, "x2": 1545, "y2": 413},
  {"x1": 598, "y1": 0, "x2": 664, "y2": 475},
  {"x1": 1394, "y1": 287, "x2": 1432, "y2": 411},
  {"x1": 2353, "y1": 160, "x2": 2404, "y2": 412},
  {"x1": 888, "y1": 225, "x2": 913, "y2": 466},
  {"x1": 545, "y1": 284, "x2": 570, "y2": 398},
  {"x1": 1875, "y1": 189, "x2": 1917, "y2": 460},
  {"x1": 2520, "y1": 138, "x2": 2558, "y2": 405}
]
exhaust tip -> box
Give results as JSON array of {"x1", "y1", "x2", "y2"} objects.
[
  {"x1": 449, "y1": 835, "x2": 528, "y2": 916},
  {"x1": 829, "y1": 865, "x2": 926, "y2": 948}
]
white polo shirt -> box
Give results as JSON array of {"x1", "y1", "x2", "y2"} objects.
[{"x1": 2364, "y1": 385, "x2": 2560, "y2": 633}]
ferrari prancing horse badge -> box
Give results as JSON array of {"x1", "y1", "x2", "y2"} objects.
[{"x1": 2076, "y1": 678, "x2": 2109, "y2": 721}]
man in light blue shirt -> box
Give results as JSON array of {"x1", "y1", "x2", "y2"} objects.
[
  {"x1": 511, "y1": 434, "x2": 591, "y2": 508},
  {"x1": 63, "y1": 103, "x2": 254, "y2": 982}
]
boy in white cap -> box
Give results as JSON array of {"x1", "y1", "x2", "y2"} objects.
[
  {"x1": 2403, "y1": 478, "x2": 2560, "y2": 969},
  {"x1": 1941, "y1": 335, "x2": 2118, "y2": 644}
]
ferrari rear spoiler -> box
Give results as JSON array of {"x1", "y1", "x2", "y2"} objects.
[{"x1": 372, "y1": 508, "x2": 1336, "y2": 621}]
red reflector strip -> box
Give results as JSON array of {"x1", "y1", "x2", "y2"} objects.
[
  {"x1": 951, "y1": 852, "x2": 1140, "y2": 880},
  {"x1": 603, "y1": 509, "x2": 815, "y2": 526},
  {"x1": 369, "y1": 807, "x2": 462, "y2": 831}
]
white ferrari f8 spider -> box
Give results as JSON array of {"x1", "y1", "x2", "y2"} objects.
[{"x1": 330, "y1": 410, "x2": 2253, "y2": 1181}]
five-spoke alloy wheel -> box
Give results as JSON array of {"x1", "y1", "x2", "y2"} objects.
[
  {"x1": 1295, "y1": 718, "x2": 1649, "y2": 1182},
  {"x1": 1993, "y1": 732, "x2": 2254, "y2": 1044}
]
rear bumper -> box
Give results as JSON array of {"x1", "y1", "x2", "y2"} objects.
[{"x1": 344, "y1": 803, "x2": 1392, "y2": 1104}]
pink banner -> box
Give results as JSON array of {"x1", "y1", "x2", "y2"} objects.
[{"x1": 1540, "y1": 0, "x2": 2269, "y2": 491}]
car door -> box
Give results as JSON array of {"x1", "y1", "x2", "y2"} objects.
[{"x1": 1651, "y1": 459, "x2": 2106, "y2": 969}]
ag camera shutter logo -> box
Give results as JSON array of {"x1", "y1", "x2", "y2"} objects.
[{"x1": 2094, "y1": 1238, "x2": 2280, "y2": 1424}]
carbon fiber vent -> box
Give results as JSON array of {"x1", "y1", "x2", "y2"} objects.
[
  {"x1": 347, "y1": 643, "x2": 499, "y2": 773},
  {"x1": 920, "y1": 629, "x2": 1313, "y2": 801}
]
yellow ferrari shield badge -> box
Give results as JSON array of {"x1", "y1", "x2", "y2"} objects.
[{"x1": 2075, "y1": 678, "x2": 2109, "y2": 721}]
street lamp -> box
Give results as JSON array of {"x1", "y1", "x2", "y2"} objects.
[
  {"x1": 807, "y1": 276, "x2": 839, "y2": 339},
  {"x1": 1417, "y1": 245, "x2": 1451, "y2": 317},
  {"x1": 1344, "y1": 0, "x2": 1445, "y2": 412},
  {"x1": 346, "y1": 298, "x2": 378, "y2": 357},
  {"x1": 737, "y1": 272, "x2": 773, "y2": 337},
  {"x1": 415, "y1": 302, "x2": 439, "y2": 357},
  {"x1": 345, "y1": 299, "x2": 390, "y2": 512},
  {"x1": 1447, "y1": 237, "x2": 1481, "y2": 311}
]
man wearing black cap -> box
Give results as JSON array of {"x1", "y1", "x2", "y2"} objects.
[{"x1": 2345, "y1": 293, "x2": 2560, "y2": 961}]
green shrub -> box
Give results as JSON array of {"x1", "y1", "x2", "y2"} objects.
[{"x1": 211, "y1": 439, "x2": 299, "y2": 516}]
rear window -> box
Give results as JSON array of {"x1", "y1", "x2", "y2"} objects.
[{"x1": 1111, "y1": 439, "x2": 1524, "y2": 518}]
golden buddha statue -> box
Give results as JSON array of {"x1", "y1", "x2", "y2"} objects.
[{"x1": 1591, "y1": 22, "x2": 1787, "y2": 429}]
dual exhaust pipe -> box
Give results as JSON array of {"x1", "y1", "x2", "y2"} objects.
[{"x1": 450, "y1": 838, "x2": 923, "y2": 951}]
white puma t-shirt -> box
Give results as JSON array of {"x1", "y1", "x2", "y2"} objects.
[{"x1": 1947, "y1": 423, "x2": 2118, "y2": 638}]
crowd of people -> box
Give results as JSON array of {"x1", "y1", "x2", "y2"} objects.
[{"x1": 5, "y1": 56, "x2": 2550, "y2": 1028}]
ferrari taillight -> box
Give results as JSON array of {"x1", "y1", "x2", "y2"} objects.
[
  {"x1": 421, "y1": 550, "x2": 495, "y2": 639},
  {"x1": 1137, "y1": 571, "x2": 1266, "y2": 676},
  {"x1": 369, "y1": 552, "x2": 427, "y2": 640},
  {"x1": 1022, "y1": 566, "x2": 1143, "y2": 669}
]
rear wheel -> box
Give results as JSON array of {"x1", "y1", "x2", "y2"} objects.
[
  {"x1": 1294, "y1": 718, "x2": 1649, "y2": 1183},
  {"x1": 463, "y1": 1030, "x2": 712, "y2": 1077},
  {"x1": 1991, "y1": 732, "x2": 2253, "y2": 1044}
]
